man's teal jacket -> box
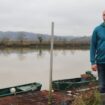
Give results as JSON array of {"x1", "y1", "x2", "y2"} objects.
[{"x1": 90, "y1": 22, "x2": 105, "y2": 65}]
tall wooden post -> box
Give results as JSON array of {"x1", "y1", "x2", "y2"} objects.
[{"x1": 48, "y1": 22, "x2": 54, "y2": 105}]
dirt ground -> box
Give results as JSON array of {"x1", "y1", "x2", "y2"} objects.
[{"x1": 0, "y1": 90, "x2": 74, "y2": 105}]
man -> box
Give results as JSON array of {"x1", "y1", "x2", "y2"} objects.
[{"x1": 90, "y1": 10, "x2": 105, "y2": 93}]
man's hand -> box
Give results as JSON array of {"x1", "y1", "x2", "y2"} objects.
[{"x1": 91, "y1": 64, "x2": 97, "y2": 71}]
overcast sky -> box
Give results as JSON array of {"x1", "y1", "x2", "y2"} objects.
[{"x1": 0, "y1": 0, "x2": 105, "y2": 36}]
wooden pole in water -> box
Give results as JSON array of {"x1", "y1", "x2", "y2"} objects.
[{"x1": 48, "y1": 22, "x2": 54, "y2": 105}]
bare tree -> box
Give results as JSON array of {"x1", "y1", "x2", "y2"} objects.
[{"x1": 38, "y1": 36, "x2": 43, "y2": 45}]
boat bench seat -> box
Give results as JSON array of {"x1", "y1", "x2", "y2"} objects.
[{"x1": 17, "y1": 85, "x2": 37, "y2": 91}]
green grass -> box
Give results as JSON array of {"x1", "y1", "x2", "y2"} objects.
[{"x1": 72, "y1": 89, "x2": 101, "y2": 105}]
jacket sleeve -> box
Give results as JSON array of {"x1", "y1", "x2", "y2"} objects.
[{"x1": 90, "y1": 29, "x2": 97, "y2": 65}]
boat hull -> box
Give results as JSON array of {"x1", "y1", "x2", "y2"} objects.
[
  {"x1": 52, "y1": 78, "x2": 98, "y2": 91},
  {"x1": 0, "y1": 82, "x2": 42, "y2": 97}
]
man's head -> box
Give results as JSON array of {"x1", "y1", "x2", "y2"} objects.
[{"x1": 102, "y1": 10, "x2": 105, "y2": 22}]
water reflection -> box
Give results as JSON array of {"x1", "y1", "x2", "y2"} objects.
[
  {"x1": 0, "y1": 47, "x2": 90, "y2": 89},
  {"x1": 0, "y1": 47, "x2": 89, "y2": 56}
]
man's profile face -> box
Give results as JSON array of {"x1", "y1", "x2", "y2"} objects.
[{"x1": 103, "y1": 11, "x2": 105, "y2": 21}]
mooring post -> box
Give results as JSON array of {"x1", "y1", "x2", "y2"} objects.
[{"x1": 48, "y1": 22, "x2": 54, "y2": 105}]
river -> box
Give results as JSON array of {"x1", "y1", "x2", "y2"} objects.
[{"x1": 0, "y1": 48, "x2": 95, "y2": 90}]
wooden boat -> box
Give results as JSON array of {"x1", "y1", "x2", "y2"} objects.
[
  {"x1": 52, "y1": 71, "x2": 98, "y2": 91},
  {"x1": 0, "y1": 82, "x2": 42, "y2": 97}
]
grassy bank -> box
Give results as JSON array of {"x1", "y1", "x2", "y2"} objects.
[
  {"x1": 72, "y1": 89, "x2": 101, "y2": 105},
  {"x1": 0, "y1": 39, "x2": 90, "y2": 48},
  {"x1": 0, "y1": 42, "x2": 89, "y2": 50}
]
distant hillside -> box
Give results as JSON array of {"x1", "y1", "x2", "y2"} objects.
[
  {"x1": 70, "y1": 36, "x2": 90, "y2": 44},
  {"x1": 0, "y1": 31, "x2": 90, "y2": 47}
]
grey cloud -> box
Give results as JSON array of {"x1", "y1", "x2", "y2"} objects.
[{"x1": 0, "y1": 0, "x2": 105, "y2": 36}]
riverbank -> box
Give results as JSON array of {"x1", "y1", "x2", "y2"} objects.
[
  {"x1": 0, "y1": 86, "x2": 100, "y2": 105},
  {"x1": 0, "y1": 44, "x2": 89, "y2": 50},
  {"x1": 0, "y1": 43, "x2": 89, "y2": 48},
  {"x1": 0, "y1": 90, "x2": 74, "y2": 105}
]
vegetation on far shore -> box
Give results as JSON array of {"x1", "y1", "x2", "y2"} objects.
[
  {"x1": 0, "y1": 39, "x2": 90, "y2": 48},
  {"x1": 0, "y1": 31, "x2": 90, "y2": 48}
]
